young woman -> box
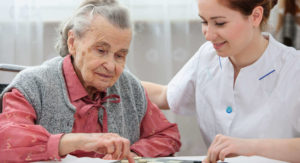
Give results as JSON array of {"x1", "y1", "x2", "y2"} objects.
[{"x1": 142, "y1": 0, "x2": 300, "y2": 162}]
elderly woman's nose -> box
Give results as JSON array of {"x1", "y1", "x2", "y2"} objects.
[{"x1": 102, "y1": 55, "x2": 116, "y2": 71}]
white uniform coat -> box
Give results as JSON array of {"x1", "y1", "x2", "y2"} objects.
[{"x1": 167, "y1": 34, "x2": 300, "y2": 147}]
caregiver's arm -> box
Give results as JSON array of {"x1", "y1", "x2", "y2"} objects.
[
  {"x1": 141, "y1": 81, "x2": 169, "y2": 109},
  {"x1": 253, "y1": 138, "x2": 300, "y2": 163}
]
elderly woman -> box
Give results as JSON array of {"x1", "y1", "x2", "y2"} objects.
[{"x1": 0, "y1": 0, "x2": 181, "y2": 162}]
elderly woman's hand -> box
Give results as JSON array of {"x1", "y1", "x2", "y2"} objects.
[
  {"x1": 203, "y1": 134, "x2": 257, "y2": 163},
  {"x1": 59, "y1": 133, "x2": 134, "y2": 163}
]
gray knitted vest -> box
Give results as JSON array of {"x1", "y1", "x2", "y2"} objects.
[{"x1": 0, "y1": 57, "x2": 147, "y2": 144}]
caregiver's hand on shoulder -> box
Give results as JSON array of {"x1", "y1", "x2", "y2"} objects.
[
  {"x1": 203, "y1": 134, "x2": 257, "y2": 163},
  {"x1": 59, "y1": 133, "x2": 134, "y2": 163}
]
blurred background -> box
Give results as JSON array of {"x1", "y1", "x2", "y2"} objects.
[{"x1": 0, "y1": 0, "x2": 295, "y2": 156}]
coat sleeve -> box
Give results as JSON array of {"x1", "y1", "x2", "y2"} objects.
[
  {"x1": 130, "y1": 91, "x2": 181, "y2": 157},
  {"x1": 0, "y1": 88, "x2": 63, "y2": 162}
]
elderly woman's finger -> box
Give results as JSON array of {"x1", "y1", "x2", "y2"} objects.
[
  {"x1": 103, "y1": 140, "x2": 115, "y2": 154},
  {"x1": 111, "y1": 139, "x2": 123, "y2": 159},
  {"x1": 102, "y1": 154, "x2": 113, "y2": 160},
  {"x1": 119, "y1": 138, "x2": 131, "y2": 160},
  {"x1": 126, "y1": 154, "x2": 135, "y2": 163},
  {"x1": 97, "y1": 143, "x2": 115, "y2": 154}
]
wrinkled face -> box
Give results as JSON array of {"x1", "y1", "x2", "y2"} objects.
[
  {"x1": 198, "y1": 0, "x2": 256, "y2": 57},
  {"x1": 68, "y1": 15, "x2": 132, "y2": 91}
]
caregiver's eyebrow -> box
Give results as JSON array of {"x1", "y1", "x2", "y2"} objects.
[{"x1": 198, "y1": 15, "x2": 226, "y2": 20}]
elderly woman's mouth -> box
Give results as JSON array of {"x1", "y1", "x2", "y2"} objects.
[{"x1": 95, "y1": 72, "x2": 113, "y2": 78}]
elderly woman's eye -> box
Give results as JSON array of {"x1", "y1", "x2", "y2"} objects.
[
  {"x1": 116, "y1": 54, "x2": 123, "y2": 58},
  {"x1": 98, "y1": 49, "x2": 106, "y2": 53},
  {"x1": 116, "y1": 53, "x2": 125, "y2": 59}
]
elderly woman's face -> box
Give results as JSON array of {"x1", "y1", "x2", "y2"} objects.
[{"x1": 68, "y1": 15, "x2": 132, "y2": 92}]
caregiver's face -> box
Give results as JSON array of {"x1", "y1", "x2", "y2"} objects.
[{"x1": 198, "y1": 0, "x2": 255, "y2": 57}]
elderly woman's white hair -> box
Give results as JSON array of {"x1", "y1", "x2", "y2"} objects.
[{"x1": 55, "y1": 0, "x2": 132, "y2": 57}]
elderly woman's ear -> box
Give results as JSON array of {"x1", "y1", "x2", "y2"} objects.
[{"x1": 67, "y1": 30, "x2": 76, "y2": 55}]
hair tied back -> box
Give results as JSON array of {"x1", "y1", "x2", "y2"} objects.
[{"x1": 271, "y1": 0, "x2": 278, "y2": 8}]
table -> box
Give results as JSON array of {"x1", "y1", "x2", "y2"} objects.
[{"x1": 35, "y1": 155, "x2": 287, "y2": 163}]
